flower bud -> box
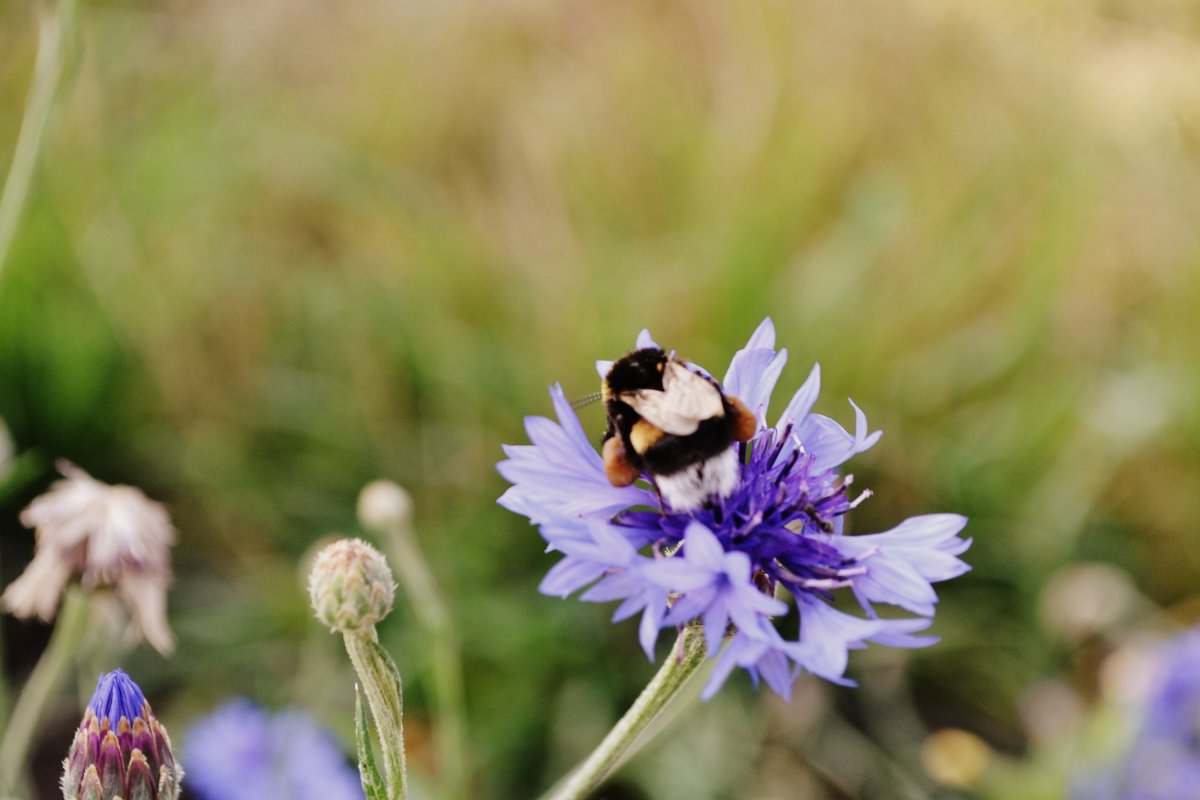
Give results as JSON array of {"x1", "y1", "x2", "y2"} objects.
[
  {"x1": 308, "y1": 538, "x2": 396, "y2": 634},
  {"x1": 357, "y1": 480, "x2": 413, "y2": 533},
  {"x1": 62, "y1": 670, "x2": 183, "y2": 800}
]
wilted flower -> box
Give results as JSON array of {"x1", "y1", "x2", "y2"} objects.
[
  {"x1": 61, "y1": 670, "x2": 183, "y2": 800},
  {"x1": 1074, "y1": 628, "x2": 1200, "y2": 800},
  {"x1": 1, "y1": 461, "x2": 175, "y2": 654},
  {"x1": 498, "y1": 318, "x2": 971, "y2": 699},
  {"x1": 182, "y1": 699, "x2": 364, "y2": 800},
  {"x1": 308, "y1": 538, "x2": 396, "y2": 634}
]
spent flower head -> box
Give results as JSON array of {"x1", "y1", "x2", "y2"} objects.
[
  {"x1": 2, "y1": 460, "x2": 176, "y2": 654},
  {"x1": 308, "y1": 538, "x2": 396, "y2": 634},
  {"x1": 61, "y1": 670, "x2": 183, "y2": 800},
  {"x1": 499, "y1": 318, "x2": 971, "y2": 699},
  {"x1": 183, "y1": 700, "x2": 364, "y2": 800}
]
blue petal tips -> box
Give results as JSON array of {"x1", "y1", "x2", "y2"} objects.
[{"x1": 87, "y1": 669, "x2": 148, "y2": 727}]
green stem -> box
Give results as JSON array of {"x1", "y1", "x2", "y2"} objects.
[
  {"x1": 0, "y1": 586, "x2": 90, "y2": 796},
  {"x1": 0, "y1": 0, "x2": 79, "y2": 285},
  {"x1": 0, "y1": 552, "x2": 8, "y2": 736},
  {"x1": 542, "y1": 625, "x2": 709, "y2": 800},
  {"x1": 382, "y1": 519, "x2": 468, "y2": 800},
  {"x1": 344, "y1": 632, "x2": 409, "y2": 800}
]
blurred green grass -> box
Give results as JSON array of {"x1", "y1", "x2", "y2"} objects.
[{"x1": 2, "y1": 0, "x2": 1200, "y2": 797}]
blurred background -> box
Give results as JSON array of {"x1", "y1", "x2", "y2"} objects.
[{"x1": 2, "y1": 0, "x2": 1199, "y2": 797}]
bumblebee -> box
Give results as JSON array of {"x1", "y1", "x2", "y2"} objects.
[{"x1": 601, "y1": 348, "x2": 757, "y2": 512}]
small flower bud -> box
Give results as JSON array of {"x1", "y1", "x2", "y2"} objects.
[
  {"x1": 61, "y1": 670, "x2": 183, "y2": 800},
  {"x1": 308, "y1": 538, "x2": 396, "y2": 634},
  {"x1": 357, "y1": 480, "x2": 413, "y2": 532}
]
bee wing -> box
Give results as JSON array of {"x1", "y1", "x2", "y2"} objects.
[{"x1": 620, "y1": 360, "x2": 724, "y2": 436}]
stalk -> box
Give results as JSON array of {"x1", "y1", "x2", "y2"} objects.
[
  {"x1": 0, "y1": 586, "x2": 90, "y2": 795},
  {"x1": 380, "y1": 515, "x2": 468, "y2": 800},
  {"x1": 542, "y1": 625, "x2": 708, "y2": 800},
  {"x1": 344, "y1": 632, "x2": 409, "y2": 800},
  {"x1": 0, "y1": 0, "x2": 79, "y2": 284}
]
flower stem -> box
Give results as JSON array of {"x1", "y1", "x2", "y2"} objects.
[
  {"x1": 542, "y1": 625, "x2": 709, "y2": 800},
  {"x1": 344, "y1": 631, "x2": 409, "y2": 800},
  {"x1": 0, "y1": 0, "x2": 79, "y2": 287},
  {"x1": 380, "y1": 516, "x2": 468, "y2": 800},
  {"x1": 0, "y1": 585, "x2": 90, "y2": 796}
]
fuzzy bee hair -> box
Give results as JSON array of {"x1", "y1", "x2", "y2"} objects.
[{"x1": 600, "y1": 348, "x2": 755, "y2": 511}]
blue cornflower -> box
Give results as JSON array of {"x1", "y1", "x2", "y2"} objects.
[
  {"x1": 499, "y1": 318, "x2": 971, "y2": 699},
  {"x1": 1074, "y1": 628, "x2": 1200, "y2": 800},
  {"x1": 182, "y1": 699, "x2": 364, "y2": 800}
]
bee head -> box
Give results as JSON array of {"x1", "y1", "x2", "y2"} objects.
[{"x1": 604, "y1": 348, "x2": 667, "y2": 394}]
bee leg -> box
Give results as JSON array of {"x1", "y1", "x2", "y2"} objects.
[
  {"x1": 727, "y1": 395, "x2": 759, "y2": 443},
  {"x1": 602, "y1": 436, "x2": 640, "y2": 488}
]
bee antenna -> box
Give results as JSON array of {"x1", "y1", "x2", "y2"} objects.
[{"x1": 571, "y1": 391, "x2": 603, "y2": 409}]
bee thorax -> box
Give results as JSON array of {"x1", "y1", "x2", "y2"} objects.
[{"x1": 655, "y1": 448, "x2": 740, "y2": 512}]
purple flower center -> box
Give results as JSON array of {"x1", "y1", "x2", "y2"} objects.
[{"x1": 616, "y1": 422, "x2": 861, "y2": 604}]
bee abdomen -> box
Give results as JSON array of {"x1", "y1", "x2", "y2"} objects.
[
  {"x1": 655, "y1": 448, "x2": 740, "y2": 512},
  {"x1": 640, "y1": 416, "x2": 734, "y2": 477}
]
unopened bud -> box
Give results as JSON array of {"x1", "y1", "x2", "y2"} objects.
[
  {"x1": 62, "y1": 670, "x2": 183, "y2": 800},
  {"x1": 357, "y1": 480, "x2": 413, "y2": 532},
  {"x1": 308, "y1": 538, "x2": 396, "y2": 634}
]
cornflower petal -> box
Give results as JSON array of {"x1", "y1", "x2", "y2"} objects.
[
  {"x1": 795, "y1": 597, "x2": 935, "y2": 684},
  {"x1": 703, "y1": 623, "x2": 799, "y2": 701},
  {"x1": 776, "y1": 363, "x2": 821, "y2": 428},
  {"x1": 497, "y1": 385, "x2": 653, "y2": 523},
  {"x1": 833, "y1": 515, "x2": 972, "y2": 616},
  {"x1": 723, "y1": 318, "x2": 788, "y2": 425},
  {"x1": 794, "y1": 401, "x2": 882, "y2": 474},
  {"x1": 644, "y1": 523, "x2": 787, "y2": 655},
  {"x1": 536, "y1": 521, "x2": 636, "y2": 597}
]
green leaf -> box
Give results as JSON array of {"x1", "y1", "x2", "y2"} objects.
[
  {"x1": 367, "y1": 639, "x2": 404, "y2": 693},
  {"x1": 355, "y1": 685, "x2": 389, "y2": 800}
]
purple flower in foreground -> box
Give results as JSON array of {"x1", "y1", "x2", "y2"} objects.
[
  {"x1": 183, "y1": 700, "x2": 363, "y2": 800},
  {"x1": 62, "y1": 670, "x2": 182, "y2": 800},
  {"x1": 499, "y1": 318, "x2": 971, "y2": 699},
  {"x1": 1073, "y1": 628, "x2": 1200, "y2": 800}
]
